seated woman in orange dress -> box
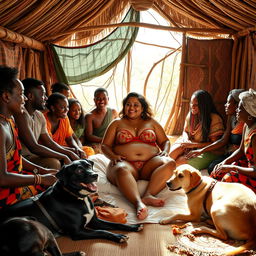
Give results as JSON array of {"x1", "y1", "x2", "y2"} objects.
[
  {"x1": 44, "y1": 93, "x2": 87, "y2": 158},
  {"x1": 211, "y1": 89, "x2": 256, "y2": 193},
  {"x1": 101, "y1": 92, "x2": 176, "y2": 220},
  {"x1": 0, "y1": 66, "x2": 57, "y2": 209}
]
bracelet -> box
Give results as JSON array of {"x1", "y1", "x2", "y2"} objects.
[
  {"x1": 33, "y1": 168, "x2": 39, "y2": 174},
  {"x1": 34, "y1": 174, "x2": 42, "y2": 185},
  {"x1": 34, "y1": 174, "x2": 38, "y2": 185}
]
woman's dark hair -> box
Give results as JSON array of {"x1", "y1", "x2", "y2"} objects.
[
  {"x1": 46, "y1": 92, "x2": 67, "y2": 111},
  {"x1": 0, "y1": 66, "x2": 18, "y2": 95},
  {"x1": 68, "y1": 98, "x2": 84, "y2": 127},
  {"x1": 119, "y1": 92, "x2": 153, "y2": 120},
  {"x1": 51, "y1": 82, "x2": 69, "y2": 93},
  {"x1": 191, "y1": 90, "x2": 222, "y2": 142}
]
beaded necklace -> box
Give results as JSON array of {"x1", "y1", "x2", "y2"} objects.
[{"x1": 0, "y1": 113, "x2": 12, "y2": 123}]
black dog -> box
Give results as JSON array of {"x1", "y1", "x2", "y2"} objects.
[
  {"x1": 0, "y1": 159, "x2": 143, "y2": 243},
  {"x1": 0, "y1": 217, "x2": 85, "y2": 256}
]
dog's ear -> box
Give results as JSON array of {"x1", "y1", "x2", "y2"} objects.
[
  {"x1": 86, "y1": 159, "x2": 94, "y2": 167},
  {"x1": 80, "y1": 159, "x2": 94, "y2": 168},
  {"x1": 189, "y1": 170, "x2": 201, "y2": 189},
  {"x1": 56, "y1": 165, "x2": 68, "y2": 183}
]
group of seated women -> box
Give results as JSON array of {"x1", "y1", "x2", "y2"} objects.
[
  {"x1": 0, "y1": 65, "x2": 255, "y2": 222},
  {"x1": 169, "y1": 88, "x2": 256, "y2": 194}
]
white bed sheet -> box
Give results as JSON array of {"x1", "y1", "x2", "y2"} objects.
[{"x1": 89, "y1": 154, "x2": 189, "y2": 224}]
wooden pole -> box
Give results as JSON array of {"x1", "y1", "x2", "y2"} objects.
[
  {"x1": 126, "y1": 50, "x2": 131, "y2": 93},
  {"x1": 0, "y1": 26, "x2": 45, "y2": 51},
  {"x1": 48, "y1": 22, "x2": 235, "y2": 42}
]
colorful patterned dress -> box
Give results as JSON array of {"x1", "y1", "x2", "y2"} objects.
[
  {"x1": 211, "y1": 124, "x2": 256, "y2": 193},
  {"x1": 0, "y1": 118, "x2": 43, "y2": 209}
]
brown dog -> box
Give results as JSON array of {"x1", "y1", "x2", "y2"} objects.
[
  {"x1": 160, "y1": 164, "x2": 256, "y2": 255},
  {"x1": 0, "y1": 217, "x2": 85, "y2": 256}
]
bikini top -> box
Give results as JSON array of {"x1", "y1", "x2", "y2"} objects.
[{"x1": 116, "y1": 128, "x2": 157, "y2": 146}]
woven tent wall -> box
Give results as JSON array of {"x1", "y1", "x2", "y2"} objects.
[{"x1": 165, "y1": 37, "x2": 233, "y2": 135}]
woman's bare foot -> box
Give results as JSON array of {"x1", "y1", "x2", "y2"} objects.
[
  {"x1": 136, "y1": 201, "x2": 148, "y2": 220},
  {"x1": 142, "y1": 195, "x2": 165, "y2": 207}
]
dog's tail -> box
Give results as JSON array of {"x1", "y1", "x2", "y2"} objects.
[{"x1": 225, "y1": 239, "x2": 256, "y2": 255}]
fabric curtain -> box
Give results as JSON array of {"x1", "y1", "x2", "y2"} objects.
[
  {"x1": 165, "y1": 36, "x2": 233, "y2": 135},
  {"x1": 51, "y1": 8, "x2": 139, "y2": 84},
  {"x1": 231, "y1": 32, "x2": 256, "y2": 91},
  {"x1": 0, "y1": 40, "x2": 50, "y2": 83}
]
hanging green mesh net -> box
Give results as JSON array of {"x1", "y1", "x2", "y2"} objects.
[{"x1": 51, "y1": 8, "x2": 140, "y2": 85}]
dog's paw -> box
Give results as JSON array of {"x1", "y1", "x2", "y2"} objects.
[
  {"x1": 118, "y1": 234, "x2": 129, "y2": 243},
  {"x1": 159, "y1": 217, "x2": 171, "y2": 225},
  {"x1": 63, "y1": 251, "x2": 86, "y2": 256},
  {"x1": 137, "y1": 224, "x2": 143, "y2": 231},
  {"x1": 191, "y1": 228, "x2": 203, "y2": 235},
  {"x1": 134, "y1": 224, "x2": 143, "y2": 231}
]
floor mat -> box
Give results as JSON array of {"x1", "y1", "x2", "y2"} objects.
[{"x1": 168, "y1": 223, "x2": 256, "y2": 256}]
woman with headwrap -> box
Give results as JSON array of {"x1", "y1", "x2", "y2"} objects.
[
  {"x1": 211, "y1": 89, "x2": 256, "y2": 193},
  {"x1": 186, "y1": 89, "x2": 245, "y2": 174}
]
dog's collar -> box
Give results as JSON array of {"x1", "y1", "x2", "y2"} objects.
[
  {"x1": 62, "y1": 186, "x2": 86, "y2": 200},
  {"x1": 186, "y1": 179, "x2": 203, "y2": 194},
  {"x1": 203, "y1": 180, "x2": 218, "y2": 216}
]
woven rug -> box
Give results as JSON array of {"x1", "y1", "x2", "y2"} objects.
[{"x1": 168, "y1": 223, "x2": 256, "y2": 256}]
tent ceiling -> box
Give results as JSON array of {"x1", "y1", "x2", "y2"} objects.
[{"x1": 0, "y1": 0, "x2": 255, "y2": 46}]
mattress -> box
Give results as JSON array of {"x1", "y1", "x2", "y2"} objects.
[{"x1": 89, "y1": 154, "x2": 189, "y2": 224}]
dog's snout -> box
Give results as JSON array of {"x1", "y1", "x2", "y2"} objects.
[
  {"x1": 166, "y1": 180, "x2": 172, "y2": 188},
  {"x1": 92, "y1": 173, "x2": 98, "y2": 179}
]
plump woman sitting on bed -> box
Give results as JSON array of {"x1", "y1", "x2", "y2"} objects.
[
  {"x1": 169, "y1": 90, "x2": 225, "y2": 170},
  {"x1": 101, "y1": 92, "x2": 176, "y2": 220}
]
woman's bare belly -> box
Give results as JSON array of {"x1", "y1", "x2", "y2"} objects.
[{"x1": 114, "y1": 142, "x2": 159, "y2": 161}]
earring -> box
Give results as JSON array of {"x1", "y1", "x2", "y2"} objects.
[{"x1": 248, "y1": 115, "x2": 253, "y2": 120}]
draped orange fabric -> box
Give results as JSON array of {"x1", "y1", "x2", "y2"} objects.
[{"x1": 44, "y1": 112, "x2": 73, "y2": 146}]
